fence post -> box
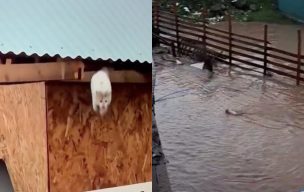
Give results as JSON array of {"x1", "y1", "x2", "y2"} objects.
[
  {"x1": 155, "y1": 0, "x2": 160, "y2": 34},
  {"x1": 174, "y1": 1, "x2": 180, "y2": 55},
  {"x1": 171, "y1": 42, "x2": 176, "y2": 57},
  {"x1": 228, "y1": 14, "x2": 232, "y2": 69},
  {"x1": 297, "y1": 30, "x2": 302, "y2": 85},
  {"x1": 263, "y1": 25, "x2": 268, "y2": 75},
  {"x1": 202, "y1": 8, "x2": 207, "y2": 58}
]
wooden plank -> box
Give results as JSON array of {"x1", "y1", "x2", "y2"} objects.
[
  {"x1": 217, "y1": 57, "x2": 265, "y2": 74},
  {"x1": 268, "y1": 47, "x2": 298, "y2": 58},
  {"x1": 158, "y1": 15, "x2": 176, "y2": 24},
  {"x1": 205, "y1": 31, "x2": 229, "y2": 41},
  {"x1": 158, "y1": 29, "x2": 177, "y2": 39},
  {"x1": 206, "y1": 42, "x2": 230, "y2": 52},
  {"x1": 206, "y1": 25, "x2": 230, "y2": 35},
  {"x1": 267, "y1": 60, "x2": 298, "y2": 72},
  {"x1": 63, "y1": 70, "x2": 151, "y2": 83},
  {"x1": 178, "y1": 34, "x2": 200, "y2": 43},
  {"x1": 206, "y1": 36, "x2": 230, "y2": 46},
  {"x1": 158, "y1": 10, "x2": 175, "y2": 17},
  {"x1": 180, "y1": 40, "x2": 202, "y2": 50},
  {"x1": 5, "y1": 58, "x2": 12, "y2": 65},
  {"x1": 0, "y1": 61, "x2": 84, "y2": 83},
  {"x1": 178, "y1": 30, "x2": 201, "y2": 40},
  {"x1": 0, "y1": 82, "x2": 48, "y2": 192},
  {"x1": 158, "y1": 15, "x2": 173, "y2": 22},
  {"x1": 178, "y1": 22, "x2": 204, "y2": 34},
  {"x1": 232, "y1": 43, "x2": 265, "y2": 55},
  {"x1": 232, "y1": 37, "x2": 265, "y2": 49},
  {"x1": 231, "y1": 50, "x2": 264, "y2": 62},
  {"x1": 87, "y1": 182, "x2": 152, "y2": 192},
  {"x1": 231, "y1": 56, "x2": 264, "y2": 69},
  {"x1": 154, "y1": 33, "x2": 175, "y2": 46},
  {"x1": 158, "y1": 23, "x2": 176, "y2": 33},
  {"x1": 232, "y1": 32, "x2": 265, "y2": 43},
  {"x1": 267, "y1": 67, "x2": 299, "y2": 80},
  {"x1": 267, "y1": 52, "x2": 299, "y2": 65}
]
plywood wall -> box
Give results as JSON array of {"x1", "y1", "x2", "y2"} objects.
[
  {"x1": 47, "y1": 83, "x2": 152, "y2": 192},
  {"x1": 0, "y1": 82, "x2": 48, "y2": 192}
]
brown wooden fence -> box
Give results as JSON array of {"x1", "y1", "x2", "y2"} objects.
[{"x1": 152, "y1": 1, "x2": 304, "y2": 85}]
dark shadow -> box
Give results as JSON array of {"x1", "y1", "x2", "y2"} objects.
[{"x1": 0, "y1": 160, "x2": 14, "y2": 192}]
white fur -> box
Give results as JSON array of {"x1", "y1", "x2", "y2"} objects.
[{"x1": 90, "y1": 67, "x2": 112, "y2": 116}]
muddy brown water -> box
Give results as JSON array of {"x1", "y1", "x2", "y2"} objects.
[
  {"x1": 213, "y1": 21, "x2": 304, "y2": 55},
  {"x1": 154, "y1": 22, "x2": 304, "y2": 192}
]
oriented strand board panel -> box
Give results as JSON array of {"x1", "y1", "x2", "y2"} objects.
[
  {"x1": 0, "y1": 82, "x2": 48, "y2": 192},
  {"x1": 47, "y1": 83, "x2": 152, "y2": 192}
]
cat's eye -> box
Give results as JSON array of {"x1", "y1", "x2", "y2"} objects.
[{"x1": 105, "y1": 100, "x2": 107, "y2": 103}]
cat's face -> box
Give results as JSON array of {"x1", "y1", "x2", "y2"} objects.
[{"x1": 96, "y1": 91, "x2": 111, "y2": 116}]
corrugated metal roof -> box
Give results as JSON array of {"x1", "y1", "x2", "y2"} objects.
[{"x1": 0, "y1": 0, "x2": 152, "y2": 63}]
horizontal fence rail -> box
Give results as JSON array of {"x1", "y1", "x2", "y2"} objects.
[{"x1": 152, "y1": 2, "x2": 304, "y2": 85}]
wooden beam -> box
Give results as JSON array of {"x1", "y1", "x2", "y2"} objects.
[
  {"x1": 62, "y1": 70, "x2": 151, "y2": 83},
  {"x1": 0, "y1": 61, "x2": 84, "y2": 83},
  {"x1": 5, "y1": 58, "x2": 12, "y2": 65},
  {"x1": 34, "y1": 56, "x2": 40, "y2": 63}
]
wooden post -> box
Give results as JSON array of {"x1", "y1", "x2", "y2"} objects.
[
  {"x1": 297, "y1": 30, "x2": 302, "y2": 85},
  {"x1": 5, "y1": 58, "x2": 12, "y2": 65},
  {"x1": 202, "y1": 8, "x2": 207, "y2": 58},
  {"x1": 171, "y1": 42, "x2": 176, "y2": 57},
  {"x1": 228, "y1": 14, "x2": 232, "y2": 69},
  {"x1": 155, "y1": 0, "x2": 160, "y2": 34},
  {"x1": 263, "y1": 25, "x2": 268, "y2": 75},
  {"x1": 174, "y1": 1, "x2": 180, "y2": 55}
]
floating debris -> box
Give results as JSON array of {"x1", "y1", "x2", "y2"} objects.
[
  {"x1": 192, "y1": 11, "x2": 202, "y2": 16},
  {"x1": 176, "y1": 59, "x2": 182, "y2": 65},
  {"x1": 225, "y1": 109, "x2": 245, "y2": 116},
  {"x1": 184, "y1": 7, "x2": 190, "y2": 12}
]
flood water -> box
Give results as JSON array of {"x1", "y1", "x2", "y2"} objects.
[
  {"x1": 154, "y1": 22, "x2": 304, "y2": 192},
  {"x1": 214, "y1": 21, "x2": 304, "y2": 54}
]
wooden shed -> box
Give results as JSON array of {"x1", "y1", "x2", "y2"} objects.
[{"x1": 0, "y1": 0, "x2": 152, "y2": 191}]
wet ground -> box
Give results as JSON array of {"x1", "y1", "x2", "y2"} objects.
[{"x1": 153, "y1": 22, "x2": 304, "y2": 192}]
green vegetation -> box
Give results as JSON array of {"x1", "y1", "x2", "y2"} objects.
[
  {"x1": 244, "y1": 1, "x2": 294, "y2": 23},
  {"x1": 159, "y1": 0, "x2": 295, "y2": 24}
]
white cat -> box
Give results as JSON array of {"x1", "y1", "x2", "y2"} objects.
[{"x1": 90, "y1": 67, "x2": 112, "y2": 116}]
